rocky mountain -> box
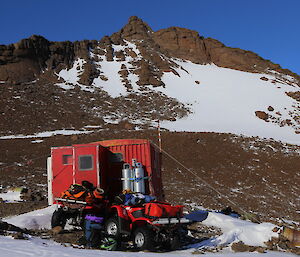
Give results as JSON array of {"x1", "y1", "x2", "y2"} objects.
[
  {"x1": 0, "y1": 16, "x2": 299, "y2": 225},
  {"x1": 0, "y1": 16, "x2": 299, "y2": 142}
]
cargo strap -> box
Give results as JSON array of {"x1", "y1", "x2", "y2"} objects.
[{"x1": 121, "y1": 176, "x2": 149, "y2": 182}]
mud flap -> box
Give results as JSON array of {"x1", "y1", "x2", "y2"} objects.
[{"x1": 119, "y1": 217, "x2": 131, "y2": 235}]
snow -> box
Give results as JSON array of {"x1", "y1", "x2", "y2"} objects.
[
  {"x1": 200, "y1": 212, "x2": 277, "y2": 247},
  {"x1": 91, "y1": 40, "x2": 141, "y2": 97},
  {"x1": 94, "y1": 60, "x2": 128, "y2": 97},
  {"x1": 57, "y1": 58, "x2": 85, "y2": 85},
  {"x1": 0, "y1": 129, "x2": 93, "y2": 139},
  {"x1": 0, "y1": 190, "x2": 22, "y2": 203},
  {"x1": 156, "y1": 61, "x2": 300, "y2": 145},
  {"x1": 4, "y1": 205, "x2": 56, "y2": 230},
  {"x1": 56, "y1": 82, "x2": 74, "y2": 90},
  {"x1": 84, "y1": 125, "x2": 102, "y2": 129},
  {"x1": 56, "y1": 58, "x2": 94, "y2": 92},
  {"x1": 0, "y1": 236, "x2": 297, "y2": 257},
  {"x1": 31, "y1": 139, "x2": 44, "y2": 143},
  {"x1": 56, "y1": 41, "x2": 143, "y2": 97},
  {"x1": 1, "y1": 207, "x2": 297, "y2": 256}
]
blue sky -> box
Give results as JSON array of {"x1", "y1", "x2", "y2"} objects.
[{"x1": 1, "y1": 0, "x2": 299, "y2": 74}]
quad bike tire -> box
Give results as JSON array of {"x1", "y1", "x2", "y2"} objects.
[
  {"x1": 160, "y1": 233, "x2": 180, "y2": 251},
  {"x1": 104, "y1": 217, "x2": 120, "y2": 238},
  {"x1": 51, "y1": 208, "x2": 67, "y2": 229},
  {"x1": 133, "y1": 226, "x2": 155, "y2": 251},
  {"x1": 168, "y1": 234, "x2": 181, "y2": 251}
]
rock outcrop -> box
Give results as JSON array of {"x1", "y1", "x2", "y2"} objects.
[{"x1": 1, "y1": 16, "x2": 299, "y2": 85}]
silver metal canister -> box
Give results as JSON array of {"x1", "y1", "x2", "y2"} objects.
[
  {"x1": 133, "y1": 162, "x2": 145, "y2": 193},
  {"x1": 122, "y1": 163, "x2": 133, "y2": 191}
]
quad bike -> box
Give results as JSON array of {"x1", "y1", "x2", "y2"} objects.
[
  {"x1": 104, "y1": 203, "x2": 191, "y2": 251},
  {"x1": 51, "y1": 198, "x2": 192, "y2": 251}
]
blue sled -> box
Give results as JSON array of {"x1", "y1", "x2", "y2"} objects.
[{"x1": 184, "y1": 210, "x2": 209, "y2": 222}]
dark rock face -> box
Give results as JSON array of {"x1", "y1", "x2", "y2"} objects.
[
  {"x1": 153, "y1": 27, "x2": 210, "y2": 64},
  {"x1": 0, "y1": 16, "x2": 299, "y2": 85},
  {"x1": 78, "y1": 62, "x2": 100, "y2": 86},
  {"x1": 0, "y1": 35, "x2": 50, "y2": 84},
  {"x1": 0, "y1": 36, "x2": 97, "y2": 84},
  {"x1": 203, "y1": 38, "x2": 280, "y2": 74}
]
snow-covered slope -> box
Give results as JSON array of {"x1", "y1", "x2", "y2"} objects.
[
  {"x1": 54, "y1": 40, "x2": 300, "y2": 145},
  {"x1": 158, "y1": 61, "x2": 300, "y2": 145}
]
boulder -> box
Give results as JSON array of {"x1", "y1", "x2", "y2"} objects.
[
  {"x1": 260, "y1": 76, "x2": 269, "y2": 81},
  {"x1": 255, "y1": 111, "x2": 269, "y2": 121},
  {"x1": 231, "y1": 241, "x2": 250, "y2": 252}
]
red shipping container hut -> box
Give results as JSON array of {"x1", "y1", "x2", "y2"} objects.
[{"x1": 47, "y1": 139, "x2": 164, "y2": 204}]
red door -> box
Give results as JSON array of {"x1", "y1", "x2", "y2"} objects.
[
  {"x1": 74, "y1": 145, "x2": 99, "y2": 187},
  {"x1": 51, "y1": 147, "x2": 73, "y2": 200}
]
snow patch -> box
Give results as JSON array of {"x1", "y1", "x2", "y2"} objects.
[
  {"x1": 0, "y1": 129, "x2": 92, "y2": 139},
  {"x1": 57, "y1": 58, "x2": 85, "y2": 85},
  {"x1": 0, "y1": 190, "x2": 22, "y2": 203},
  {"x1": 91, "y1": 40, "x2": 142, "y2": 97},
  {"x1": 31, "y1": 139, "x2": 44, "y2": 143},
  {"x1": 56, "y1": 58, "x2": 94, "y2": 92},
  {"x1": 200, "y1": 212, "x2": 277, "y2": 247},
  {"x1": 4, "y1": 205, "x2": 56, "y2": 230},
  {"x1": 84, "y1": 125, "x2": 102, "y2": 129}
]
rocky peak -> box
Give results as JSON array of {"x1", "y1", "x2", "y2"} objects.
[
  {"x1": 13, "y1": 35, "x2": 50, "y2": 50},
  {"x1": 117, "y1": 16, "x2": 153, "y2": 41}
]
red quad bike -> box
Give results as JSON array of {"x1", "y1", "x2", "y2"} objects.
[{"x1": 104, "y1": 202, "x2": 192, "y2": 251}]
